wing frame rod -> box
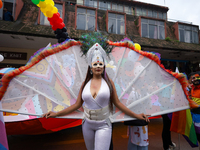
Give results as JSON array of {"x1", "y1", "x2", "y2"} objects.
[
  {"x1": 45, "y1": 57, "x2": 77, "y2": 99},
  {"x1": 0, "y1": 108, "x2": 84, "y2": 119},
  {"x1": 119, "y1": 60, "x2": 152, "y2": 100},
  {"x1": 112, "y1": 80, "x2": 181, "y2": 118},
  {"x1": 13, "y1": 78, "x2": 83, "y2": 113},
  {"x1": 13, "y1": 78, "x2": 69, "y2": 109},
  {"x1": 109, "y1": 106, "x2": 190, "y2": 123},
  {"x1": 0, "y1": 108, "x2": 41, "y2": 116},
  {"x1": 126, "y1": 80, "x2": 177, "y2": 109},
  {"x1": 1, "y1": 94, "x2": 37, "y2": 101},
  {"x1": 72, "y1": 46, "x2": 84, "y2": 82},
  {"x1": 112, "y1": 47, "x2": 127, "y2": 82},
  {"x1": 150, "y1": 105, "x2": 190, "y2": 117}
]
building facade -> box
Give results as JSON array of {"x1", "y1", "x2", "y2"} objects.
[{"x1": 0, "y1": 0, "x2": 200, "y2": 75}]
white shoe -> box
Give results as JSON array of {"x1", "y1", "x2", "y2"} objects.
[{"x1": 169, "y1": 142, "x2": 176, "y2": 149}]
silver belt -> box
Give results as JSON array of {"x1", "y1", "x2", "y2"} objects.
[{"x1": 83, "y1": 105, "x2": 110, "y2": 121}]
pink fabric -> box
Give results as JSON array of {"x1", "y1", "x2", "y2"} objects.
[
  {"x1": 0, "y1": 113, "x2": 9, "y2": 150},
  {"x1": 25, "y1": 98, "x2": 37, "y2": 119}
]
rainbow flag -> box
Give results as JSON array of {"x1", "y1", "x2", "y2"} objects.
[
  {"x1": 171, "y1": 109, "x2": 198, "y2": 147},
  {"x1": 0, "y1": 102, "x2": 9, "y2": 150}
]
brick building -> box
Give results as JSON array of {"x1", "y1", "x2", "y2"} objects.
[{"x1": 0, "y1": 0, "x2": 200, "y2": 75}]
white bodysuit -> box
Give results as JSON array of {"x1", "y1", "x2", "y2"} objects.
[{"x1": 82, "y1": 78, "x2": 112, "y2": 150}]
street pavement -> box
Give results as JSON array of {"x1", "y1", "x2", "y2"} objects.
[{"x1": 7, "y1": 118, "x2": 199, "y2": 150}]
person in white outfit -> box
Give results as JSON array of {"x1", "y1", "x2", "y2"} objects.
[{"x1": 43, "y1": 43, "x2": 149, "y2": 150}]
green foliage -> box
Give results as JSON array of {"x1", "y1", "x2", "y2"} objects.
[
  {"x1": 134, "y1": 19, "x2": 138, "y2": 26},
  {"x1": 175, "y1": 40, "x2": 180, "y2": 43},
  {"x1": 165, "y1": 37, "x2": 171, "y2": 41},
  {"x1": 80, "y1": 32, "x2": 113, "y2": 56},
  {"x1": 102, "y1": 15, "x2": 106, "y2": 30}
]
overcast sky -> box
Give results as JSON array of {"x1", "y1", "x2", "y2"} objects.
[{"x1": 135, "y1": 0, "x2": 200, "y2": 29}]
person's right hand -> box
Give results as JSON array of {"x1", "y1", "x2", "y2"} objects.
[{"x1": 42, "y1": 111, "x2": 57, "y2": 118}]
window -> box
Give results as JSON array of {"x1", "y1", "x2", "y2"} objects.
[
  {"x1": 148, "y1": 10, "x2": 152, "y2": 17},
  {"x1": 148, "y1": 9, "x2": 165, "y2": 19},
  {"x1": 111, "y1": 3, "x2": 123, "y2": 12},
  {"x1": 77, "y1": 8, "x2": 95, "y2": 31},
  {"x1": 158, "y1": 12, "x2": 166, "y2": 20},
  {"x1": 163, "y1": 12, "x2": 167, "y2": 20},
  {"x1": 40, "y1": 3, "x2": 63, "y2": 25},
  {"x1": 125, "y1": 6, "x2": 134, "y2": 15},
  {"x1": 84, "y1": 0, "x2": 97, "y2": 8},
  {"x1": 0, "y1": 0, "x2": 14, "y2": 21},
  {"x1": 108, "y1": 13, "x2": 125, "y2": 34},
  {"x1": 141, "y1": 18, "x2": 165, "y2": 40},
  {"x1": 112, "y1": 3, "x2": 117, "y2": 11},
  {"x1": 136, "y1": 7, "x2": 147, "y2": 16},
  {"x1": 179, "y1": 24, "x2": 199, "y2": 44},
  {"x1": 118, "y1": 5, "x2": 123, "y2": 12},
  {"x1": 158, "y1": 12, "x2": 163, "y2": 19},
  {"x1": 77, "y1": 0, "x2": 83, "y2": 5},
  {"x1": 152, "y1": 10, "x2": 157, "y2": 18},
  {"x1": 99, "y1": 1, "x2": 111, "y2": 10}
]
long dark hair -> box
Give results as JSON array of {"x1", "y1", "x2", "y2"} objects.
[{"x1": 81, "y1": 66, "x2": 114, "y2": 111}]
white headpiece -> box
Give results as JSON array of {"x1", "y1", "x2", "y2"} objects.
[{"x1": 87, "y1": 43, "x2": 107, "y2": 67}]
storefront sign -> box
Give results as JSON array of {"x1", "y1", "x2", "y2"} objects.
[{"x1": 0, "y1": 51, "x2": 27, "y2": 60}]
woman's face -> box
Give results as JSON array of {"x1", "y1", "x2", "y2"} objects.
[{"x1": 91, "y1": 61, "x2": 104, "y2": 76}]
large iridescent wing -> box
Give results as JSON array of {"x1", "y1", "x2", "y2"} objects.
[
  {"x1": 106, "y1": 41, "x2": 190, "y2": 123},
  {"x1": 0, "y1": 40, "x2": 87, "y2": 121}
]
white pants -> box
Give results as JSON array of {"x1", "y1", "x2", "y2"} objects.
[{"x1": 82, "y1": 118, "x2": 112, "y2": 150}]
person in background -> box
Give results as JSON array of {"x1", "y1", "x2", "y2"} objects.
[
  {"x1": 161, "y1": 114, "x2": 176, "y2": 150},
  {"x1": 3, "y1": 7, "x2": 13, "y2": 21},
  {"x1": 127, "y1": 125, "x2": 149, "y2": 150},
  {"x1": 187, "y1": 71, "x2": 200, "y2": 92},
  {"x1": 188, "y1": 71, "x2": 200, "y2": 142},
  {"x1": 157, "y1": 62, "x2": 176, "y2": 150},
  {"x1": 125, "y1": 88, "x2": 149, "y2": 150},
  {"x1": 160, "y1": 85, "x2": 176, "y2": 150}
]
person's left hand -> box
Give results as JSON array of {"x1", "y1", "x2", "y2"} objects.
[
  {"x1": 42, "y1": 111, "x2": 57, "y2": 118},
  {"x1": 137, "y1": 113, "x2": 150, "y2": 122}
]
